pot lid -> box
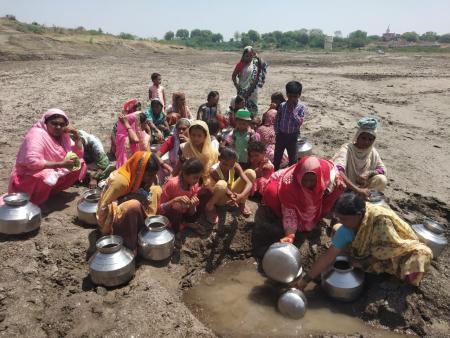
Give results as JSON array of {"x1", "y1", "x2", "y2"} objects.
[
  {"x1": 412, "y1": 223, "x2": 447, "y2": 246},
  {"x1": 3, "y1": 193, "x2": 30, "y2": 206}
]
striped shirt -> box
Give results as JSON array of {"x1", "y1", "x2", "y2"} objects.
[{"x1": 274, "y1": 101, "x2": 306, "y2": 134}]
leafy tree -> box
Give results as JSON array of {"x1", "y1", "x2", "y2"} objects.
[
  {"x1": 367, "y1": 35, "x2": 381, "y2": 42},
  {"x1": 348, "y1": 30, "x2": 367, "y2": 48},
  {"x1": 438, "y1": 33, "x2": 450, "y2": 43},
  {"x1": 98, "y1": 28, "x2": 103, "y2": 34},
  {"x1": 211, "y1": 33, "x2": 223, "y2": 43},
  {"x1": 420, "y1": 31, "x2": 438, "y2": 41},
  {"x1": 233, "y1": 31, "x2": 241, "y2": 41},
  {"x1": 402, "y1": 31, "x2": 419, "y2": 42},
  {"x1": 176, "y1": 29, "x2": 189, "y2": 40},
  {"x1": 240, "y1": 33, "x2": 252, "y2": 47},
  {"x1": 297, "y1": 30, "x2": 309, "y2": 46},
  {"x1": 119, "y1": 32, "x2": 136, "y2": 40},
  {"x1": 246, "y1": 29, "x2": 260, "y2": 43},
  {"x1": 164, "y1": 31, "x2": 174, "y2": 40},
  {"x1": 334, "y1": 30, "x2": 343, "y2": 38}
]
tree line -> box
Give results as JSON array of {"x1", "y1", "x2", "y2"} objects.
[{"x1": 163, "y1": 28, "x2": 450, "y2": 50}]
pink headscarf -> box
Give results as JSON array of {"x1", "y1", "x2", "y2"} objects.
[
  {"x1": 12, "y1": 108, "x2": 85, "y2": 184},
  {"x1": 278, "y1": 156, "x2": 336, "y2": 231},
  {"x1": 123, "y1": 98, "x2": 139, "y2": 115}
]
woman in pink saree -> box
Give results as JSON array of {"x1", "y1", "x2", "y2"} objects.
[
  {"x1": 115, "y1": 112, "x2": 151, "y2": 168},
  {"x1": 8, "y1": 109, "x2": 87, "y2": 205}
]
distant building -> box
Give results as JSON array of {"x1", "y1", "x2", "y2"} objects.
[
  {"x1": 324, "y1": 36, "x2": 333, "y2": 50},
  {"x1": 382, "y1": 25, "x2": 396, "y2": 42}
]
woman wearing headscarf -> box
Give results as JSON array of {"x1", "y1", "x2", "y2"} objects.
[
  {"x1": 115, "y1": 111, "x2": 151, "y2": 168},
  {"x1": 333, "y1": 117, "x2": 387, "y2": 196},
  {"x1": 96, "y1": 151, "x2": 161, "y2": 252},
  {"x1": 262, "y1": 156, "x2": 346, "y2": 243},
  {"x1": 232, "y1": 46, "x2": 268, "y2": 117},
  {"x1": 110, "y1": 98, "x2": 141, "y2": 157},
  {"x1": 173, "y1": 120, "x2": 219, "y2": 186},
  {"x1": 165, "y1": 92, "x2": 191, "y2": 126},
  {"x1": 8, "y1": 109, "x2": 87, "y2": 205}
]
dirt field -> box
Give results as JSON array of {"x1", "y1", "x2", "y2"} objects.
[{"x1": 0, "y1": 47, "x2": 449, "y2": 337}]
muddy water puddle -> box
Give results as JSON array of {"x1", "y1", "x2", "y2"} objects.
[{"x1": 184, "y1": 259, "x2": 408, "y2": 337}]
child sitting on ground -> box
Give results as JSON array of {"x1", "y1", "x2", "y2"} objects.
[
  {"x1": 207, "y1": 118, "x2": 221, "y2": 152},
  {"x1": 206, "y1": 148, "x2": 256, "y2": 219},
  {"x1": 145, "y1": 98, "x2": 170, "y2": 142},
  {"x1": 225, "y1": 108, "x2": 260, "y2": 169},
  {"x1": 226, "y1": 95, "x2": 246, "y2": 128},
  {"x1": 148, "y1": 72, "x2": 166, "y2": 109},
  {"x1": 248, "y1": 141, "x2": 274, "y2": 197},
  {"x1": 197, "y1": 91, "x2": 226, "y2": 128},
  {"x1": 158, "y1": 158, "x2": 209, "y2": 236}
]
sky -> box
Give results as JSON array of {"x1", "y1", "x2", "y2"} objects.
[{"x1": 1, "y1": 0, "x2": 449, "y2": 39}]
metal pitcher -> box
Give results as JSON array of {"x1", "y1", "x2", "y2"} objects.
[
  {"x1": 277, "y1": 288, "x2": 308, "y2": 319},
  {"x1": 412, "y1": 219, "x2": 447, "y2": 259},
  {"x1": 297, "y1": 137, "x2": 313, "y2": 159},
  {"x1": 77, "y1": 189, "x2": 101, "y2": 225},
  {"x1": 0, "y1": 193, "x2": 41, "y2": 235},
  {"x1": 321, "y1": 255, "x2": 365, "y2": 302},
  {"x1": 262, "y1": 242, "x2": 303, "y2": 284},
  {"x1": 138, "y1": 215, "x2": 174, "y2": 261},
  {"x1": 88, "y1": 235, "x2": 135, "y2": 287}
]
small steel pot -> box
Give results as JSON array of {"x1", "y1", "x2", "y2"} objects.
[
  {"x1": 262, "y1": 243, "x2": 303, "y2": 284},
  {"x1": 321, "y1": 255, "x2": 365, "y2": 302},
  {"x1": 277, "y1": 288, "x2": 308, "y2": 319},
  {"x1": 77, "y1": 189, "x2": 101, "y2": 225},
  {"x1": 412, "y1": 219, "x2": 447, "y2": 259},
  {"x1": 367, "y1": 191, "x2": 389, "y2": 207},
  {"x1": 297, "y1": 137, "x2": 313, "y2": 159},
  {"x1": 88, "y1": 235, "x2": 135, "y2": 287},
  {"x1": 0, "y1": 193, "x2": 41, "y2": 235},
  {"x1": 138, "y1": 215, "x2": 174, "y2": 261}
]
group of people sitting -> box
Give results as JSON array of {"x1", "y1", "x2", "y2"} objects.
[{"x1": 3, "y1": 46, "x2": 433, "y2": 293}]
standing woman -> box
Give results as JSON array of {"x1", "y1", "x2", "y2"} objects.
[
  {"x1": 232, "y1": 46, "x2": 268, "y2": 117},
  {"x1": 8, "y1": 109, "x2": 87, "y2": 205}
]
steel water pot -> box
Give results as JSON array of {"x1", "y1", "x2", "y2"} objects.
[
  {"x1": 89, "y1": 235, "x2": 135, "y2": 287},
  {"x1": 0, "y1": 193, "x2": 41, "y2": 235},
  {"x1": 77, "y1": 189, "x2": 101, "y2": 225},
  {"x1": 321, "y1": 255, "x2": 365, "y2": 302},
  {"x1": 297, "y1": 137, "x2": 313, "y2": 159},
  {"x1": 262, "y1": 243, "x2": 303, "y2": 284},
  {"x1": 138, "y1": 215, "x2": 175, "y2": 261},
  {"x1": 367, "y1": 191, "x2": 389, "y2": 207},
  {"x1": 412, "y1": 219, "x2": 447, "y2": 259},
  {"x1": 277, "y1": 288, "x2": 308, "y2": 319}
]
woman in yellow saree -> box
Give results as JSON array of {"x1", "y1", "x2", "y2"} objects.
[
  {"x1": 96, "y1": 151, "x2": 161, "y2": 252},
  {"x1": 296, "y1": 192, "x2": 432, "y2": 290}
]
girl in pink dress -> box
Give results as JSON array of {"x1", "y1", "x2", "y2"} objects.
[{"x1": 248, "y1": 141, "x2": 274, "y2": 197}]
